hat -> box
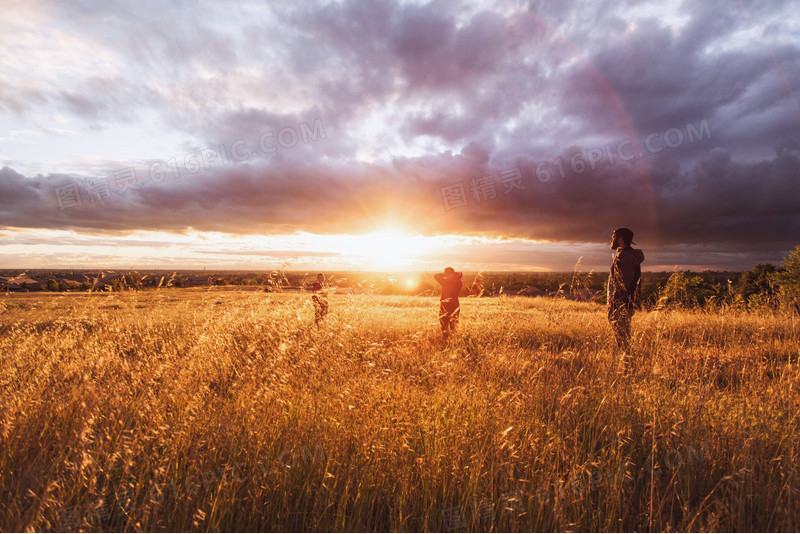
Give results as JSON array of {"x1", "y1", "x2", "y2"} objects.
[
  {"x1": 444, "y1": 267, "x2": 455, "y2": 274},
  {"x1": 613, "y1": 227, "x2": 635, "y2": 244}
]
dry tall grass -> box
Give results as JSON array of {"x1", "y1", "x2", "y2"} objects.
[{"x1": 1, "y1": 290, "x2": 799, "y2": 531}]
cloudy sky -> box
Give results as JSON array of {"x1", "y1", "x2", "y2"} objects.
[{"x1": 1, "y1": 0, "x2": 798, "y2": 272}]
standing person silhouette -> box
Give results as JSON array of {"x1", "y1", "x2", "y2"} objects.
[
  {"x1": 434, "y1": 267, "x2": 462, "y2": 341},
  {"x1": 607, "y1": 228, "x2": 644, "y2": 361},
  {"x1": 312, "y1": 273, "x2": 328, "y2": 324}
]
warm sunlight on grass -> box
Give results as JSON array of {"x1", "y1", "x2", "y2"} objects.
[{"x1": 1, "y1": 290, "x2": 799, "y2": 531}]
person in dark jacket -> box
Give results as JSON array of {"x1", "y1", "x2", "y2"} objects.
[
  {"x1": 607, "y1": 228, "x2": 644, "y2": 354},
  {"x1": 434, "y1": 267, "x2": 462, "y2": 340}
]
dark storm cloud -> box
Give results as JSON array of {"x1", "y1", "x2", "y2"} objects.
[
  {"x1": 584, "y1": 21, "x2": 796, "y2": 146},
  {"x1": 1, "y1": 140, "x2": 798, "y2": 257},
  {"x1": 547, "y1": 1, "x2": 800, "y2": 160},
  {"x1": 186, "y1": 0, "x2": 557, "y2": 159},
  {"x1": 0, "y1": 167, "x2": 42, "y2": 203}
]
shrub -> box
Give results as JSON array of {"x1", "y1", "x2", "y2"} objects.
[
  {"x1": 776, "y1": 245, "x2": 800, "y2": 312},
  {"x1": 736, "y1": 263, "x2": 778, "y2": 308},
  {"x1": 658, "y1": 271, "x2": 716, "y2": 308}
]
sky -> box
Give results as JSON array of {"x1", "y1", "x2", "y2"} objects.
[{"x1": 1, "y1": 0, "x2": 799, "y2": 272}]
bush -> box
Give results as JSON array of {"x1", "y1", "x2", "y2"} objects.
[
  {"x1": 736, "y1": 263, "x2": 778, "y2": 308},
  {"x1": 658, "y1": 271, "x2": 716, "y2": 309},
  {"x1": 776, "y1": 245, "x2": 800, "y2": 312}
]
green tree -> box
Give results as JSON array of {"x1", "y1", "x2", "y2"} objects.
[
  {"x1": 736, "y1": 263, "x2": 778, "y2": 309},
  {"x1": 776, "y1": 245, "x2": 800, "y2": 312},
  {"x1": 737, "y1": 264, "x2": 776, "y2": 297},
  {"x1": 658, "y1": 271, "x2": 716, "y2": 308}
]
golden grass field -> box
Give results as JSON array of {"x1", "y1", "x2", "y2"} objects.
[{"x1": 1, "y1": 289, "x2": 799, "y2": 532}]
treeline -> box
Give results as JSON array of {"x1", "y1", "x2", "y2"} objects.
[
  {"x1": 3, "y1": 245, "x2": 800, "y2": 312},
  {"x1": 642, "y1": 254, "x2": 799, "y2": 312},
  {"x1": 639, "y1": 245, "x2": 800, "y2": 312},
  {"x1": 469, "y1": 267, "x2": 791, "y2": 310}
]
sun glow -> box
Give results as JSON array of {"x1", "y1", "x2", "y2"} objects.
[
  {"x1": 344, "y1": 230, "x2": 424, "y2": 269},
  {"x1": 0, "y1": 228, "x2": 554, "y2": 271}
]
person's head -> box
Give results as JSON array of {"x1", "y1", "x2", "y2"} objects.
[
  {"x1": 444, "y1": 267, "x2": 455, "y2": 276},
  {"x1": 611, "y1": 228, "x2": 635, "y2": 250},
  {"x1": 317, "y1": 273, "x2": 325, "y2": 282}
]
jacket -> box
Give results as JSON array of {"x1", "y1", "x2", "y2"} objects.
[{"x1": 608, "y1": 246, "x2": 644, "y2": 308}]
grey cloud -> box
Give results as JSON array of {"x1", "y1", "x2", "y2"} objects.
[
  {"x1": 1, "y1": 141, "x2": 797, "y2": 253},
  {"x1": 0, "y1": 80, "x2": 47, "y2": 115},
  {"x1": 58, "y1": 77, "x2": 162, "y2": 123},
  {"x1": 0, "y1": 167, "x2": 42, "y2": 203},
  {"x1": 7, "y1": 0, "x2": 797, "y2": 162}
]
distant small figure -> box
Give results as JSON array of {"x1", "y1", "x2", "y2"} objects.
[
  {"x1": 607, "y1": 228, "x2": 644, "y2": 358},
  {"x1": 434, "y1": 267, "x2": 463, "y2": 340},
  {"x1": 312, "y1": 273, "x2": 329, "y2": 324}
]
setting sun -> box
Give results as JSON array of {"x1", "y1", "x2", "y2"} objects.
[{"x1": 344, "y1": 230, "x2": 424, "y2": 269}]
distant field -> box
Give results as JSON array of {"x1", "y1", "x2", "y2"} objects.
[{"x1": 1, "y1": 289, "x2": 799, "y2": 531}]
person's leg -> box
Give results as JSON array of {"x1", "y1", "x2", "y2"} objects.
[
  {"x1": 439, "y1": 302, "x2": 449, "y2": 337},
  {"x1": 441, "y1": 301, "x2": 459, "y2": 340},
  {"x1": 607, "y1": 304, "x2": 617, "y2": 342},
  {"x1": 618, "y1": 310, "x2": 632, "y2": 373},
  {"x1": 313, "y1": 296, "x2": 323, "y2": 323},
  {"x1": 620, "y1": 309, "x2": 631, "y2": 349},
  {"x1": 450, "y1": 305, "x2": 460, "y2": 333},
  {"x1": 609, "y1": 302, "x2": 632, "y2": 363}
]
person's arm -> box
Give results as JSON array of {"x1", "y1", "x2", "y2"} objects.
[
  {"x1": 434, "y1": 272, "x2": 446, "y2": 285},
  {"x1": 611, "y1": 259, "x2": 629, "y2": 302},
  {"x1": 620, "y1": 259, "x2": 639, "y2": 299},
  {"x1": 632, "y1": 264, "x2": 642, "y2": 309}
]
